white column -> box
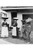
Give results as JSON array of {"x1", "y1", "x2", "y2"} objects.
[
  {"x1": 17, "y1": 13, "x2": 23, "y2": 27},
  {"x1": 17, "y1": 13, "x2": 23, "y2": 37},
  {"x1": 17, "y1": 13, "x2": 22, "y2": 20}
]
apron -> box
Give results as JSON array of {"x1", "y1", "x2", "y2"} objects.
[
  {"x1": 12, "y1": 27, "x2": 17, "y2": 36},
  {"x1": 1, "y1": 26, "x2": 8, "y2": 37}
]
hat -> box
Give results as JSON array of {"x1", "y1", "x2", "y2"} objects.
[
  {"x1": 13, "y1": 17, "x2": 18, "y2": 20},
  {"x1": 2, "y1": 17, "x2": 8, "y2": 19},
  {"x1": 0, "y1": 9, "x2": 7, "y2": 14},
  {"x1": 21, "y1": 20, "x2": 25, "y2": 22}
]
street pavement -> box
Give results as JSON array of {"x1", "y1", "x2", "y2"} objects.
[
  {"x1": 0, "y1": 35, "x2": 30, "y2": 44},
  {"x1": 2, "y1": 37, "x2": 30, "y2": 44},
  {"x1": 0, "y1": 38, "x2": 10, "y2": 44}
]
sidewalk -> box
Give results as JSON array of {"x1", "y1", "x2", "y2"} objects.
[
  {"x1": 2, "y1": 37, "x2": 30, "y2": 44},
  {"x1": 0, "y1": 38, "x2": 10, "y2": 44}
]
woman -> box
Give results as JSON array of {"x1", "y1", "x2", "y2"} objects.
[
  {"x1": 12, "y1": 19, "x2": 17, "y2": 38},
  {"x1": 1, "y1": 18, "x2": 9, "y2": 37}
]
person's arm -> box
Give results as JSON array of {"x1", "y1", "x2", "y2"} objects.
[{"x1": 2, "y1": 22, "x2": 4, "y2": 26}]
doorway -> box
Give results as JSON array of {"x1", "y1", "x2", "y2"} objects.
[{"x1": 11, "y1": 12, "x2": 17, "y2": 26}]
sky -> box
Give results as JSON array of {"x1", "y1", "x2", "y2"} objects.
[{"x1": 0, "y1": 0, "x2": 33, "y2": 7}]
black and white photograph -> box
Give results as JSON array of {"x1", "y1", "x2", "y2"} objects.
[
  {"x1": 0, "y1": 6, "x2": 33, "y2": 44},
  {"x1": 0, "y1": 0, "x2": 33, "y2": 50}
]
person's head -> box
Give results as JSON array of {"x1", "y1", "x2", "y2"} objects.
[
  {"x1": 14, "y1": 20, "x2": 17, "y2": 23},
  {"x1": 4, "y1": 19, "x2": 6, "y2": 21},
  {"x1": 4, "y1": 19, "x2": 7, "y2": 23}
]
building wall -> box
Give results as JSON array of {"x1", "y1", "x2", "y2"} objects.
[
  {"x1": 6, "y1": 12, "x2": 12, "y2": 27},
  {"x1": 6, "y1": 12, "x2": 23, "y2": 27}
]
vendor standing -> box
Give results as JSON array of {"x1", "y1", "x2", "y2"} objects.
[
  {"x1": 1, "y1": 17, "x2": 9, "y2": 37},
  {"x1": 12, "y1": 18, "x2": 18, "y2": 38}
]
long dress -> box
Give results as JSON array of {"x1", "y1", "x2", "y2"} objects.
[
  {"x1": 12, "y1": 27, "x2": 17, "y2": 37},
  {"x1": 12, "y1": 22, "x2": 17, "y2": 37},
  {"x1": 1, "y1": 22, "x2": 9, "y2": 37}
]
